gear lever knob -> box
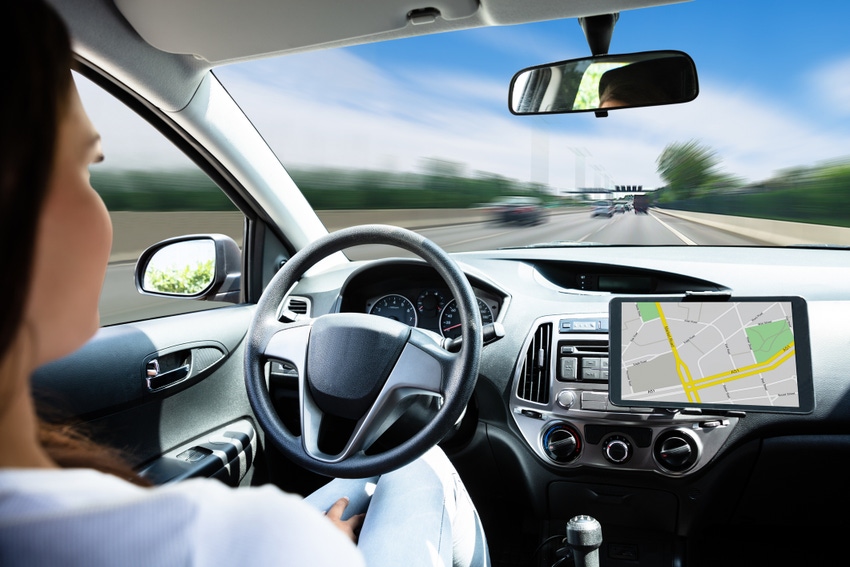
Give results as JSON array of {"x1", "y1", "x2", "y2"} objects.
[{"x1": 566, "y1": 515, "x2": 603, "y2": 567}]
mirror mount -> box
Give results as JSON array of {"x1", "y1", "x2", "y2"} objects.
[
  {"x1": 578, "y1": 12, "x2": 620, "y2": 115},
  {"x1": 578, "y1": 13, "x2": 619, "y2": 56}
]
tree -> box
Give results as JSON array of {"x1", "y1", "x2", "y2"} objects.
[{"x1": 656, "y1": 140, "x2": 724, "y2": 199}]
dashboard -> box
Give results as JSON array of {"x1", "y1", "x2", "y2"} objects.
[{"x1": 319, "y1": 246, "x2": 850, "y2": 482}]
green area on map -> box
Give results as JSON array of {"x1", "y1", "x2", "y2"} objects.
[
  {"x1": 745, "y1": 320, "x2": 794, "y2": 363},
  {"x1": 637, "y1": 302, "x2": 661, "y2": 323}
]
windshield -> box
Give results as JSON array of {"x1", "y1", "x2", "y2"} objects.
[{"x1": 215, "y1": 0, "x2": 850, "y2": 253}]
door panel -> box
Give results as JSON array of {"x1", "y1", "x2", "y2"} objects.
[{"x1": 32, "y1": 305, "x2": 259, "y2": 485}]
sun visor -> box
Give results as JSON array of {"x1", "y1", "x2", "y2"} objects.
[{"x1": 115, "y1": 0, "x2": 479, "y2": 64}]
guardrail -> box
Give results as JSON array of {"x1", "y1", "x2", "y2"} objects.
[{"x1": 654, "y1": 208, "x2": 850, "y2": 246}]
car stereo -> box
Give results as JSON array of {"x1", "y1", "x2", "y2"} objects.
[{"x1": 608, "y1": 296, "x2": 814, "y2": 414}]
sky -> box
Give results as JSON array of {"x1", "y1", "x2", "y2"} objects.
[{"x1": 83, "y1": 0, "x2": 850, "y2": 192}]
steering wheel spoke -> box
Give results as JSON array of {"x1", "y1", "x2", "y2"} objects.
[
  {"x1": 300, "y1": 337, "x2": 448, "y2": 462},
  {"x1": 264, "y1": 320, "x2": 313, "y2": 374}
]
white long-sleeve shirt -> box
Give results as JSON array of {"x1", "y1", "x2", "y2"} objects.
[{"x1": 0, "y1": 468, "x2": 365, "y2": 566}]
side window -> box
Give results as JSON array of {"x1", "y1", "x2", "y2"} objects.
[{"x1": 75, "y1": 72, "x2": 245, "y2": 326}]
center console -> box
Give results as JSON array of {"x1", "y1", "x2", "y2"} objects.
[{"x1": 509, "y1": 314, "x2": 738, "y2": 476}]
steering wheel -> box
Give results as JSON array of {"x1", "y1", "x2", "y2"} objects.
[{"x1": 244, "y1": 225, "x2": 481, "y2": 478}]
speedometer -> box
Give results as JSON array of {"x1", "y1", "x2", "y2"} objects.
[
  {"x1": 439, "y1": 298, "x2": 494, "y2": 339},
  {"x1": 368, "y1": 294, "x2": 418, "y2": 327}
]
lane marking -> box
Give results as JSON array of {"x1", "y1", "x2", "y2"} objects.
[
  {"x1": 578, "y1": 213, "x2": 622, "y2": 242},
  {"x1": 445, "y1": 228, "x2": 527, "y2": 247},
  {"x1": 650, "y1": 213, "x2": 697, "y2": 245}
]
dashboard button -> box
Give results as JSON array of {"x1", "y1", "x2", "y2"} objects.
[
  {"x1": 557, "y1": 390, "x2": 576, "y2": 409},
  {"x1": 560, "y1": 357, "x2": 577, "y2": 380},
  {"x1": 581, "y1": 391, "x2": 607, "y2": 410},
  {"x1": 583, "y1": 368, "x2": 601, "y2": 380}
]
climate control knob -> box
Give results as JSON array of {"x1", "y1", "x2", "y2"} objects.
[
  {"x1": 602, "y1": 435, "x2": 632, "y2": 464},
  {"x1": 542, "y1": 422, "x2": 582, "y2": 463},
  {"x1": 654, "y1": 430, "x2": 699, "y2": 472}
]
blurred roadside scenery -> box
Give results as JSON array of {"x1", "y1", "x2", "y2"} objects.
[{"x1": 93, "y1": 149, "x2": 850, "y2": 228}]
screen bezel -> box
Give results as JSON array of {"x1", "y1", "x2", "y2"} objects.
[{"x1": 608, "y1": 295, "x2": 814, "y2": 414}]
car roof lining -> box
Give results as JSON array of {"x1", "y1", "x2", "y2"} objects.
[{"x1": 111, "y1": 0, "x2": 686, "y2": 65}]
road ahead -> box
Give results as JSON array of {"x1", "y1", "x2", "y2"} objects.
[
  {"x1": 101, "y1": 210, "x2": 762, "y2": 325},
  {"x1": 343, "y1": 209, "x2": 762, "y2": 260}
]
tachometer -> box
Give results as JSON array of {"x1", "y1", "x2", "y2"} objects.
[
  {"x1": 368, "y1": 294, "x2": 418, "y2": 327},
  {"x1": 439, "y1": 298, "x2": 494, "y2": 339}
]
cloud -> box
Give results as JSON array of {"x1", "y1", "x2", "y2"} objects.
[
  {"x1": 810, "y1": 56, "x2": 850, "y2": 115},
  {"x1": 600, "y1": 74, "x2": 850, "y2": 183},
  {"x1": 465, "y1": 25, "x2": 587, "y2": 64}
]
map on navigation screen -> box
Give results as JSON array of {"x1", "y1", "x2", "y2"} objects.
[{"x1": 608, "y1": 297, "x2": 814, "y2": 413}]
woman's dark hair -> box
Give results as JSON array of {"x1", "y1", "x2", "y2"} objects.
[
  {"x1": 1, "y1": 1, "x2": 150, "y2": 486},
  {"x1": 0, "y1": 1, "x2": 73, "y2": 362}
]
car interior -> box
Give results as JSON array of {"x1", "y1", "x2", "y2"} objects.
[{"x1": 35, "y1": 0, "x2": 850, "y2": 565}]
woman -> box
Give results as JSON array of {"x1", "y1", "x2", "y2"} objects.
[{"x1": 0, "y1": 2, "x2": 488, "y2": 565}]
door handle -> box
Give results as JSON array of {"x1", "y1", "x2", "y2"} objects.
[
  {"x1": 143, "y1": 343, "x2": 225, "y2": 393},
  {"x1": 145, "y1": 358, "x2": 190, "y2": 391}
]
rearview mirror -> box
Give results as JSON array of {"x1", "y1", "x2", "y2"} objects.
[{"x1": 509, "y1": 50, "x2": 698, "y2": 115}]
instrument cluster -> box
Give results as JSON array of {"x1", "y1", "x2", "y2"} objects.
[{"x1": 365, "y1": 287, "x2": 501, "y2": 338}]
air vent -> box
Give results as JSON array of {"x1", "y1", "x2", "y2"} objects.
[
  {"x1": 517, "y1": 323, "x2": 552, "y2": 404},
  {"x1": 280, "y1": 296, "x2": 312, "y2": 322},
  {"x1": 286, "y1": 297, "x2": 310, "y2": 315}
]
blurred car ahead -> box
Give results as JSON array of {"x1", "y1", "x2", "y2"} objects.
[
  {"x1": 491, "y1": 196, "x2": 546, "y2": 225},
  {"x1": 591, "y1": 200, "x2": 614, "y2": 217}
]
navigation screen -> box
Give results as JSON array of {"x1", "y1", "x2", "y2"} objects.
[{"x1": 608, "y1": 296, "x2": 814, "y2": 414}]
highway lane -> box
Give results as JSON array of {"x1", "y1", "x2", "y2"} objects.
[
  {"x1": 343, "y1": 209, "x2": 764, "y2": 260},
  {"x1": 99, "y1": 210, "x2": 764, "y2": 325}
]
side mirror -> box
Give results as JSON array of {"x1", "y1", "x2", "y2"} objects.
[
  {"x1": 509, "y1": 50, "x2": 698, "y2": 116},
  {"x1": 135, "y1": 234, "x2": 242, "y2": 303}
]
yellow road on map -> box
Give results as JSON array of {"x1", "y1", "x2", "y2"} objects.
[
  {"x1": 685, "y1": 344, "x2": 795, "y2": 395},
  {"x1": 654, "y1": 302, "x2": 795, "y2": 401},
  {"x1": 656, "y1": 303, "x2": 699, "y2": 402}
]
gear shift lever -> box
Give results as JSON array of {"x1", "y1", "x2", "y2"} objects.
[{"x1": 566, "y1": 515, "x2": 603, "y2": 567}]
